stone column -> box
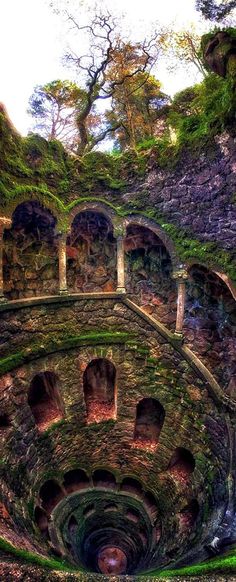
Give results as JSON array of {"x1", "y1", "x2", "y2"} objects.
[
  {"x1": 0, "y1": 217, "x2": 11, "y2": 303},
  {"x1": 173, "y1": 269, "x2": 188, "y2": 336},
  {"x1": 58, "y1": 233, "x2": 68, "y2": 295},
  {"x1": 116, "y1": 235, "x2": 126, "y2": 293}
]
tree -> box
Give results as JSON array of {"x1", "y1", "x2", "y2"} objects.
[
  {"x1": 196, "y1": 0, "x2": 236, "y2": 21},
  {"x1": 63, "y1": 11, "x2": 159, "y2": 154},
  {"x1": 28, "y1": 80, "x2": 84, "y2": 149},
  {"x1": 160, "y1": 26, "x2": 207, "y2": 77},
  {"x1": 105, "y1": 67, "x2": 169, "y2": 149}
]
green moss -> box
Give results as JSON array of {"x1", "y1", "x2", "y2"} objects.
[
  {"x1": 0, "y1": 536, "x2": 78, "y2": 572},
  {"x1": 41, "y1": 418, "x2": 67, "y2": 436},
  {"x1": 0, "y1": 331, "x2": 134, "y2": 374},
  {"x1": 143, "y1": 550, "x2": 236, "y2": 578},
  {"x1": 160, "y1": 221, "x2": 236, "y2": 282}
]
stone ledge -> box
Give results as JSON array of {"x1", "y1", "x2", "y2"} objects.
[{"x1": 0, "y1": 292, "x2": 125, "y2": 312}]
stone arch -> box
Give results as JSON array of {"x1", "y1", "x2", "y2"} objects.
[
  {"x1": 178, "y1": 499, "x2": 199, "y2": 531},
  {"x1": 39, "y1": 479, "x2": 64, "y2": 514},
  {"x1": 184, "y1": 263, "x2": 236, "y2": 389},
  {"x1": 3, "y1": 200, "x2": 58, "y2": 300},
  {"x1": 83, "y1": 358, "x2": 116, "y2": 423},
  {"x1": 67, "y1": 209, "x2": 117, "y2": 293},
  {"x1": 168, "y1": 447, "x2": 195, "y2": 481},
  {"x1": 143, "y1": 491, "x2": 158, "y2": 520},
  {"x1": 28, "y1": 371, "x2": 64, "y2": 431},
  {"x1": 133, "y1": 398, "x2": 165, "y2": 447},
  {"x1": 92, "y1": 469, "x2": 117, "y2": 489},
  {"x1": 124, "y1": 220, "x2": 177, "y2": 329},
  {"x1": 63, "y1": 469, "x2": 90, "y2": 493},
  {"x1": 68, "y1": 201, "x2": 117, "y2": 230},
  {"x1": 124, "y1": 215, "x2": 179, "y2": 266},
  {"x1": 120, "y1": 477, "x2": 143, "y2": 497},
  {"x1": 34, "y1": 506, "x2": 49, "y2": 537},
  {"x1": 68, "y1": 515, "x2": 78, "y2": 536}
]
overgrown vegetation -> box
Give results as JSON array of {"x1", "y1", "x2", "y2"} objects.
[
  {"x1": 0, "y1": 536, "x2": 77, "y2": 572},
  {"x1": 143, "y1": 549, "x2": 236, "y2": 578}
]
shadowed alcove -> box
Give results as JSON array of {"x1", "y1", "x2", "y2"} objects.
[
  {"x1": 28, "y1": 371, "x2": 64, "y2": 431},
  {"x1": 125, "y1": 224, "x2": 176, "y2": 328},
  {"x1": 67, "y1": 210, "x2": 117, "y2": 293},
  {"x1": 184, "y1": 264, "x2": 236, "y2": 387},
  {"x1": 83, "y1": 358, "x2": 116, "y2": 423},
  {"x1": 39, "y1": 479, "x2": 64, "y2": 514},
  {"x1": 63, "y1": 469, "x2": 90, "y2": 493},
  {"x1": 133, "y1": 398, "x2": 165, "y2": 447},
  {"x1": 3, "y1": 200, "x2": 58, "y2": 300},
  {"x1": 168, "y1": 447, "x2": 195, "y2": 482}
]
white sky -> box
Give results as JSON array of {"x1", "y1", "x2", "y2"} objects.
[{"x1": 0, "y1": 0, "x2": 227, "y2": 135}]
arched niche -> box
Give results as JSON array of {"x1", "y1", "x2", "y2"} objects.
[
  {"x1": 104, "y1": 503, "x2": 118, "y2": 512},
  {"x1": 28, "y1": 371, "x2": 64, "y2": 431},
  {"x1": 143, "y1": 491, "x2": 158, "y2": 520},
  {"x1": 63, "y1": 469, "x2": 89, "y2": 493},
  {"x1": 168, "y1": 447, "x2": 195, "y2": 482},
  {"x1": 134, "y1": 398, "x2": 165, "y2": 447},
  {"x1": 68, "y1": 515, "x2": 78, "y2": 533},
  {"x1": 92, "y1": 469, "x2": 116, "y2": 489},
  {"x1": 125, "y1": 224, "x2": 176, "y2": 329},
  {"x1": 3, "y1": 200, "x2": 58, "y2": 300},
  {"x1": 39, "y1": 479, "x2": 64, "y2": 514},
  {"x1": 120, "y1": 477, "x2": 143, "y2": 497},
  {"x1": 184, "y1": 264, "x2": 236, "y2": 388},
  {"x1": 0, "y1": 414, "x2": 10, "y2": 434},
  {"x1": 83, "y1": 358, "x2": 116, "y2": 423},
  {"x1": 67, "y1": 210, "x2": 117, "y2": 293},
  {"x1": 34, "y1": 506, "x2": 49, "y2": 538},
  {"x1": 126, "y1": 508, "x2": 139, "y2": 523},
  {"x1": 83, "y1": 504, "x2": 95, "y2": 517},
  {"x1": 178, "y1": 499, "x2": 199, "y2": 531}
]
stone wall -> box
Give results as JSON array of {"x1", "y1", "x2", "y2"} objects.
[
  {"x1": 122, "y1": 132, "x2": 236, "y2": 254},
  {"x1": 0, "y1": 296, "x2": 232, "y2": 574}
]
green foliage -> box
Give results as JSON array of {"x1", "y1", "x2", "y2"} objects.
[
  {"x1": 145, "y1": 549, "x2": 236, "y2": 577},
  {"x1": 75, "y1": 151, "x2": 128, "y2": 192},
  {"x1": 0, "y1": 536, "x2": 77, "y2": 572},
  {"x1": 168, "y1": 73, "x2": 235, "y2": 148},
  {"x1": 160, "y1": 221, "x2": 236, "y2": 281}
]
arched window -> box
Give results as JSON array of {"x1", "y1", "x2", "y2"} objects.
[
  {"x1": 92, "y1": 469, "x2": 116, "y2": 489},
  {"x1": 40, "y1": 479, "x2": 64, "y2": 514},
  {"x1": 28, "y1": 371, "x2": 63, "y2": 431},
  {"x1": 168, "y1": 447, "x2": 195, "y2": 481},
  {"x1": 63, "y1": 469, "x2": 89, "y2": 493},
  {"x1": 134, "y1": 398, "x2": 165, "y2": 446},
  {"x1": 83, "y1": 358, "x2": 116, "y2": 423}
]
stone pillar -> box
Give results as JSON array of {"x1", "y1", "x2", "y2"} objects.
[
  {"x1": 58, "y1": 233, "x2": 68, "y2": 295},
  {"x1": 0, "y1": 218, "x2": 11, "y2": 303},
  {"x1": 116, "y1": 235, "x2": 126, "y2": 293},
  {"x1": 173, "y1": 269, "x2": 188, "y2": 336}
]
